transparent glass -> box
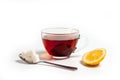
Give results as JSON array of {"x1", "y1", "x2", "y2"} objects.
[{"x1": 41, "y1": 28, "x2": 80, "y2": 59}]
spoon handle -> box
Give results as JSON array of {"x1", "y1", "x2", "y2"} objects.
[{"x1": 42, "y1": 61, "x2": 78, "y2": 71}]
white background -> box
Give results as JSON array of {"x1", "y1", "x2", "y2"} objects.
[{"x1": 0, "y1": 0, "x2": 120, "y2": 80}]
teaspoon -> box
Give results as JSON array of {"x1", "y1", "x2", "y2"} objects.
[{"x1": 19, "y1": 54, "x2": 78, "y2": 71}]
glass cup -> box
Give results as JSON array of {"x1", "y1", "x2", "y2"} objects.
[{"x1": 41, "y1": 28, "x2": 80, "y2": 59}]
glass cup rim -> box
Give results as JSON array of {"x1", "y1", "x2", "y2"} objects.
[{"x1": 41, "y1": 27, "x2": 79, "y2": 35}]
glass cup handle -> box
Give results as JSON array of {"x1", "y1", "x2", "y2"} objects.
[{"x1": 75, "y1": 34, "x2": 89, "y2": 53}]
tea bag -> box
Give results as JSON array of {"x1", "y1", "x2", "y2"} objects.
[{"x1": 50, "y1": 44, "x2": 74, "y2": 56}]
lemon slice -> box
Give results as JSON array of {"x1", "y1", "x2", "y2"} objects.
[{"x1": 82, "y1": 48, "x2": 106, "y2": 66}]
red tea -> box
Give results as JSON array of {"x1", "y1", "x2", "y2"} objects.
[{"x1": 42, "y1": 38, "x2": 78, "y2": 57}]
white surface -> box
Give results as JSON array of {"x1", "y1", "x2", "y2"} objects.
[{"x1": 0, "y1": 0, "x2": 120, "y2": 80}]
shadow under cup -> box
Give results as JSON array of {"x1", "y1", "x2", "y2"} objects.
[{"x1": 41, "y1": 28, "x2": 80, "y2": 59}]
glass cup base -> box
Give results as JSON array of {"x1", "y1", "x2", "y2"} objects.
[{"x1": 52, "y1": 56, "x2": 70, "y2": 60}]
